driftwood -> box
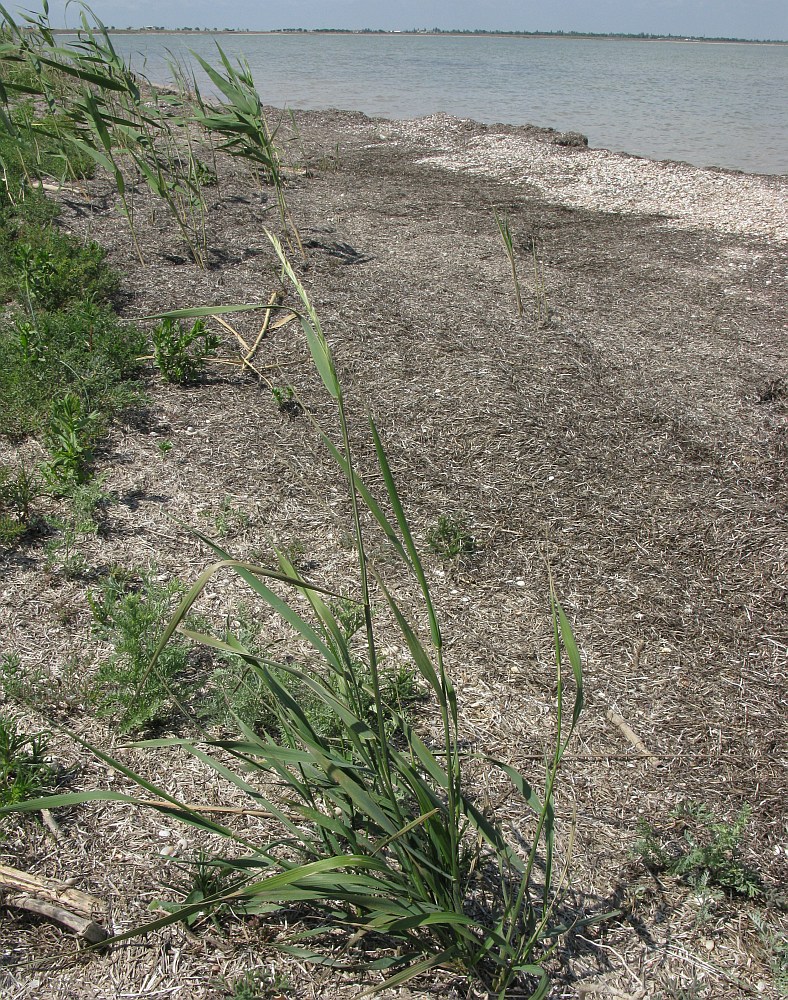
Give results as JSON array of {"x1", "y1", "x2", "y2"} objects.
[
  {"x1": 0, "y1": 863, "x2": 109, "y2": 944},
  {"x1": 605, "y1": 709, "x2": 659, "y2": 767}
]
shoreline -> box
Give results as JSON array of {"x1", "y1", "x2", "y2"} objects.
[{"x1": 48, "y1": 28, "x2": 788, "y2": 45}]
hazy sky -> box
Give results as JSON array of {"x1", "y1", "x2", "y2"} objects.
[{"x1": 12, "y1": 2, "x2": 788, "y2": 40}]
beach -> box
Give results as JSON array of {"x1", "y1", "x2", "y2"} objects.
[{"x1": 2, "y1": 107, "x2": 786, "y2": 998}]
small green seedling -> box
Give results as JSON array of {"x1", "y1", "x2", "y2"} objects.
[{"x1": 427, "y1": 513, "x2": 477, "y2": 558}]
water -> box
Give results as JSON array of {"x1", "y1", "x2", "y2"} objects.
[{"x1": 103, "y1": 32, "x2": 788, "y2": 175}]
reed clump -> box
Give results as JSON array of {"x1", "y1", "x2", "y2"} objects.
[{"x1": 4, "y1": 234, "x2": 587, "y2": 998}]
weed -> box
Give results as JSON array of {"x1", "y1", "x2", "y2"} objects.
[
  {"x1": 0, "y1": 301, "x2": 144, "y2": 439},
  {"x1": 0, "y1": 716, "x2": 55, "y2": 807},
  {"x1": 1, "y1": 226, "x2": 118, "y2": 311},
  {"x1": 155, "y1": 850, "x2": 238, "y2": 928},
  {"x1": 0, "y1": 461, "x2": 43, "y2": 544},
  {"x1": 212, "y1": 497, "x2": 251, "y2": 539},
  {"x1": 87, "y1": 570, "x2": 196, "y2": 733},
  {"x1": 635, "y1": 802, "x2": 762, "y2": 898},
  {"x1": 426, "y1": 512, "x2": 477, "y2": 558},
  {"x1": 43, "y1": 391, "x2": 101, "y2": 492},
  {"x1": 750, "y1": 912, "x2": 788, "y2": 996},
  {"x1": 221, "y1": 967, "x2": 290, "y2": 999},
  {"x1": 151, "y1": 316, "x2": 220, "y2": 384},
  {"x1": 494, "y1": 209, "x2": 524, "y2": 318},
  {"x1": 157, "y1": 439, "x2": 173, "y2": 457},
  {"x1": 271, "y1": 384, "x2": 302, "y2": 419}
]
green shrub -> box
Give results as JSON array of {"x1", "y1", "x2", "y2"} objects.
[
  {"x1": 635, "y1": 802, "x2": 763, "y2": 898},
  {"x1": 0, "y1": 224, "x2": 118, "y2": 309}
]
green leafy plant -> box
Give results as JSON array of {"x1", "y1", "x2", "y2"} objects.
[
  {"x1": 151, "y1": 316, "x2": 220, "y2": 384},
  {"x1": 0, "y1": 301, "x2": 144, "y2": 439},
  {"x1": 635, "y1": 802, "x2": 762, "y2": 898},
  {"x1": 0, "y1": 716, "x2": 55, "y2": 807},
  {"x1": 44, "y1": 391, "x2": 100, "y2": 491},
  {"x1": 87, "y1": 570, "x2": 196, "y2": 733},
  {"x1": 426, "y1": 512, "x2": 477, "y2": 558},
  {"x1": 4, "y1": 237, "x2": 586, "y2": 997}
]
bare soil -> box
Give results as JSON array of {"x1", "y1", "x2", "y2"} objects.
[{"x1": 1, "y1": 109, "x2": 786, "y2": 999}]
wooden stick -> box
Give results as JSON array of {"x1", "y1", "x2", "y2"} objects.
[
  {"x1": 0, "y1": 864, "x2": 108, "y2": 944},
  {"x1": 605, "y1": 709, "x2": 659, "y2": 766}
]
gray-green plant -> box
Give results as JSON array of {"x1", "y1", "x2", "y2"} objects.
[
  {"x1": 87, "y1": 570, "x2": 196, "y2": 733},
  {"x1": 635, "y1": 802, "x2": 762, "y2": 898},
  {"x1": 426, "y1": 512, "x2": 477, "y2": 558},
  {"x1": 151, "y1": 316, "x2": 220, "y2": 384},
  {"x1": 4, "y1": 236, "x2": 586, "y2": 997}
]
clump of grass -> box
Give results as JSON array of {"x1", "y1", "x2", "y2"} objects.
[
  {"x1": 427, "y1": 512, "x2": 477, "y2": 558},
  {"x1": 4, "y1": 237, "x2": 586, "y2": 997},
  {"x1": 635, "y1": 801, "x2": 763, "y2": 898},
  {"x1": 0, "y1": 716, "x2": 56, "y2": 808}
]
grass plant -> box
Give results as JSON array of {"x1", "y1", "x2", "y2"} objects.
[
  {"x1": 0, "y1": 716, "x2": 55, "y2": 808},
  {"x1": 4, "y1": 235, "x2": 586, "y2": 997},
  {"x1": 426, "y1": 513, "x2": 477, "y2": 559},
  {"x1": 494, "y1": 209, "x2": 524, "y2": 318}
]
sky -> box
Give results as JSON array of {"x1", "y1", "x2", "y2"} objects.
[{"x1": 11, "y1": 1, "x2": 788, "y2": 41}]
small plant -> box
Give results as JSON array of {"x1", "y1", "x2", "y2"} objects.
[
  {"x1": 87, "y1": 570, "x2": 196, "y2": 733},
  {"x1": 151, "y1": 316, "x2": 220, "y2": 384},
  {"x1": 271, "y1": 384, "x2": 302, "y2": 419},
  {"x1": 426, "y1": 512, "x2": 477, "y2": 558},
  {"x1": 221, "y1": 967, "x2": 290, "y2": 1000},
  {"x1": 157, "y1": 439, "x2": 173, "y2": 457},
  {"x1": 0, "y1": 716, "x2": 55, "y2": 808},
  {"x1": 43, "y1": 391, "x2": 101, "y2": 492},
  {"x1": 212, "y1": 496, "x2": 251, "y2": 539},
  {"x1": 155, "y1": 850, "x2": 238, "y2": 929},
  {"x1": 494, "y1": 208, "x2": 524, "y2": 318},
  {"x1": 0, "y1": 462, "x2": 42, "y2": 544},
  {"x1": 635, "y1": 802, "x2": 762, "y2": 898}
]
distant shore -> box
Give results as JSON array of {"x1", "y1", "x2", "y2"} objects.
[{"x1": 47, "y1": 28, "x2": 787, "y2": 45}]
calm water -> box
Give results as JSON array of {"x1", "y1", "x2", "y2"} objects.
[{"x1": 102, "y1": 33, "x2": 788, "y2": 175}]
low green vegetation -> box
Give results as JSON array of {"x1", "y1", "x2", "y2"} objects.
[
  {"x1": 87, "y1": 571, "x2": 197, "y2": 733},
  {"x1": 151, "y1": 316, "x2": 221, "y2": 384},
  {"x1": 635, "y1": 801, "x2": 762, "y2": 898},
  {"x1": 0, "y1": 716, "x2": 56, "y2": 808},
  {"x1": 426, "y1": 512, "x2": 477, "y2": 558}
]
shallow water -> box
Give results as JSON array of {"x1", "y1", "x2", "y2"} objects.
[{"x1": 102, "y1": 32, "x2": 788, "y2": 175}]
